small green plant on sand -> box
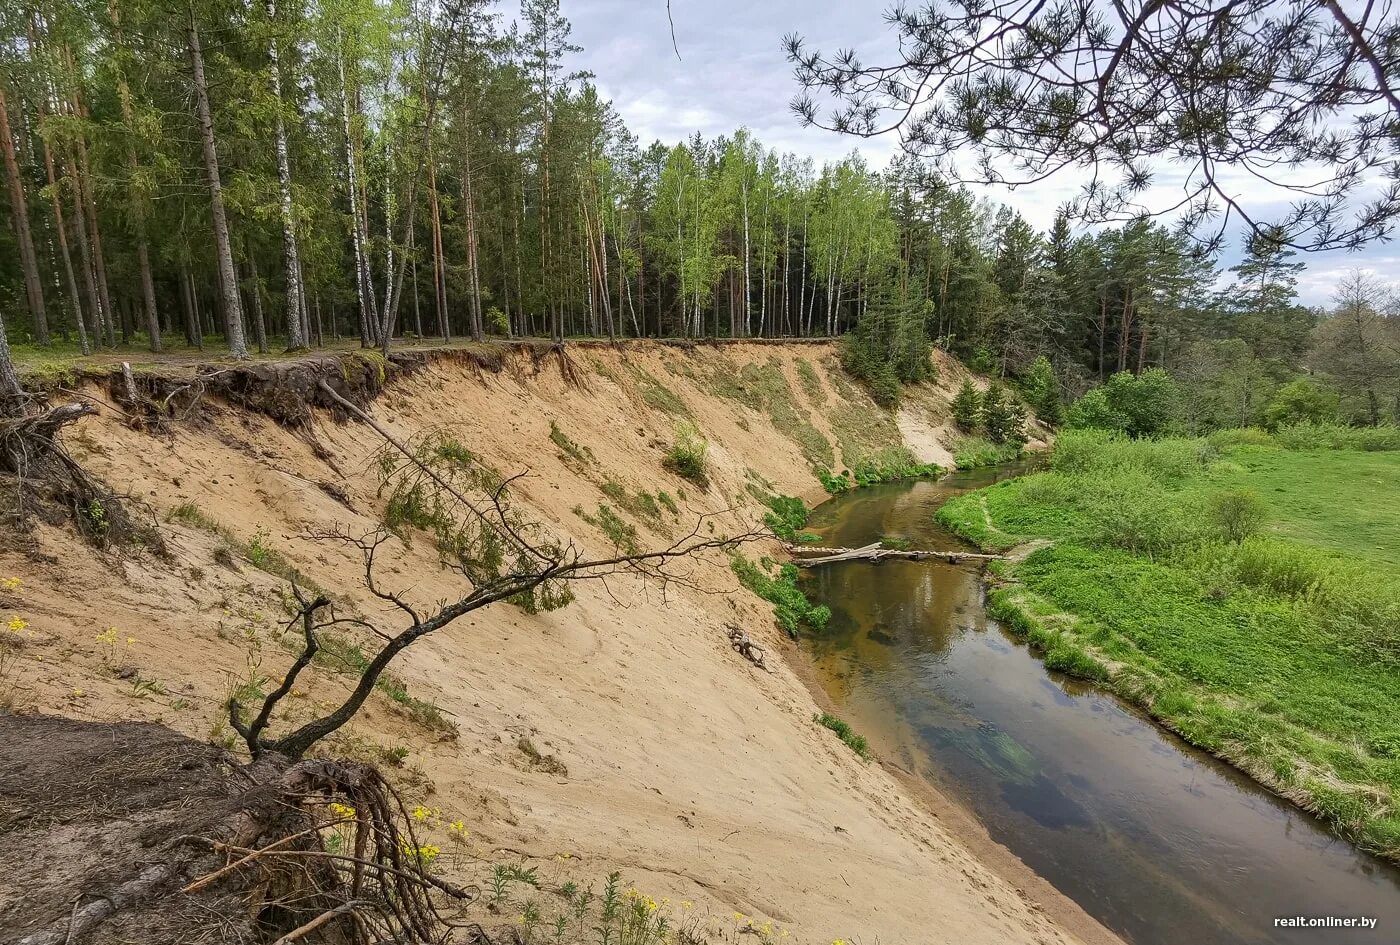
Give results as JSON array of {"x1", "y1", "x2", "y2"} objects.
[
  {"x1": 815, "y1": 712, "x2": 871, "y2": 759},
  {"x1": 663, "y1": 422, "x2": 709, "y2": 488}
]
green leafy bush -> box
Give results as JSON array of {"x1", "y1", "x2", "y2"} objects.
[
  {"x1": 980, "y1": 383, "x2": 1028, "y2": 446},
  {"x1": 730, "y1": 554, "x2": 830, "y2": 637},
  {"x1": 1018, "y1": 356, "x2": 1064, "y2": 426},
  {"x1": 1274, "y1": 421, "x2": 1400, "y2": 451},
  {"x1": 850, "y1": 447, "x2": 941, "y2": 484},
  {"x1": 1265, "y1": 379, "x2": 1338, "y2": 429},
  {"x1": 1209, "y1": 488, "x2": 1267, "y2": 543},
  {"x1": 817, "y1": 468, "x2": 853, "y2": 495},
  {"x1": 763, "y1": 495, "x2": 810, "y2": 541},
  {"x1": 1067, "y1": 369, "x2": 1181, "y2": 438}
]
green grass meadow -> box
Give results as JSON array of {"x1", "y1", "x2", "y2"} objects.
[{"x1": 937, "y1": 427, "x2": 1400, "y2": 860}]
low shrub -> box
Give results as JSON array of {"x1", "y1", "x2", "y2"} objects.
[
  {"x1": 662, "y1": 422, "x2": 709, "y2": 488},
  {"x1": 849, "y1": 447, "x2": 941, "y2": 485},
  {"x1": 763, "y1": 495, "x2": 810, "y2": 541},
  {"x1": 1274, "y1": 421, "x2": 1400, "y2": 452},
  {"x1": 549, "y1": 421, "x2": 595, "y2": 467},
  {"x1": 576, "y1": 504, "x2": 639, "y2": 555},
  {"x1": 1209, "y1": 488, "x2": 1268, "y2": 543},
  {"x1": 817, "y1": 468, "x2": 853, "y2": 495}
]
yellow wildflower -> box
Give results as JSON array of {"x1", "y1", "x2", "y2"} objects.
[
  {"x1": 71, "y1": 687, "x2": 84, "y2": 697},
  {"x1": 125, "y1": 637, "x2": 136, "y2": 645},
  {"x1": 682, "y1": 901, "x2": 694, "y2": 911},
  {"x1": 411, "y1": 805, "x2": 432, "y2": 822},
  {"x1": 1, "y1": 577, "x2": 21, "y2": 591},
  {"x1": 6, "y1": 617, "x2": 27, "y2": 633},
  {"x1": 328, "y1": 802, "x2": 357, "y2": 820}
]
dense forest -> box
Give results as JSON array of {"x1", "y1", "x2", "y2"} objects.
[{"x1": 0, "y1": 0, "x2": 1396, "y2": 429}]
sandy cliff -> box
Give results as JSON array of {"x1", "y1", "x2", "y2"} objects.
[{"x1": 1, "y1": 342, "x2": 1102, "y2": 945}]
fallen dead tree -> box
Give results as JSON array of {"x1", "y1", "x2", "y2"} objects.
[{"x1": 785, "y1": 541, "x2": 1004, "y2": 566}]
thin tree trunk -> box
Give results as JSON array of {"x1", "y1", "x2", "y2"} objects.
[
  {"x1": 179, "y1": 260, "x2": 198, "y2": 346},
  {"x1": 64, "y1": 49, "x2": 115, "y2": 349},
  {"x1": 460, "y1": 106, "x2": 483, "y2": 341},
  {"x1": 741, "y1": 176, "x2": 751, "y2": 336},
  {"x1": 410, "y1": 243, "x2": 422, "y2": 340},
  {"x1": 37, "y1": 118, "x2": 86, "y2": 353},
  {"x1": 338, "y1": 30, "x2": 377, "y2": 349},
  {"x1": 0, "y1": 85, "x2": 49, "y2": 345},
  {"x1": 108, "y1": 0, "x2": 160, "y2": 352},
  {"x1": 428, "y1": 158, "x2": 447, "y2": 339},
  {"x1": 798, "y1": 207, "x2": 809, "y2": 336},
  {"x1": 68, "y1": 141, "x2": 108, "y2": 347},
  {"x1": 246, "y1": 241, "x2": 269, "y2": 354},
  {"x1": 266, "y1": 0, "x2": 306, "y2": 350},
  {"x1": 188, "y1": 10, "x2": 249, "y2": 358},
  {"x1": 781, "y1": 199, "x2": 791, "y2": 336}
]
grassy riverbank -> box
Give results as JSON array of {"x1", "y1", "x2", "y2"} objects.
[{"x1": 937, "y1": 428, "x2": 1400, "y2": 860}]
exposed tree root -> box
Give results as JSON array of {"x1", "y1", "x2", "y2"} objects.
[
  {"x1": 3, "y1": 714, "x2": 482, "y2": 945},
  {"x1": 0, "y1": 401, "x2": 160, "y2": 551}
]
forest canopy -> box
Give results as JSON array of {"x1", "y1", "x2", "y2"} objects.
[{"x1": 0, "y1": 0, "x2": 1395, "y2": 429}]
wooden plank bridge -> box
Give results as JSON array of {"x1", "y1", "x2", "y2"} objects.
[{"x1": 784, "y1": 541, "x2": 1005, "y2": 567}]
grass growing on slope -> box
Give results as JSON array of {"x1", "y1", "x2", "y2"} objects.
[
  {"x1": 815, "y1": 713, "x2": 871, "y2": 760},
  {"x1": 938, "y1": 430, "x2": 1400, "y2": 860},
  {"x1": 731, "y1": 554, "x2": 830, "y2": 638},
  {"x1": 702, "y1": 358, "x2": 834, "y2": 471},
  {"x1": 952, "y1": 435, "x2": 1024, "y2": 470}
]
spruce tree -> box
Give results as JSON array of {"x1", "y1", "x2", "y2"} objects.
[{"x1": 952, "y1": 380, "x2": 982, "y2": 432}]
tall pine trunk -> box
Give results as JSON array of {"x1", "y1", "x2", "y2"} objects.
[
  {"x1": 0, "y1": 84, "x2": 49, "y2": 345},
  {"x1": 0, "y1": 314, "x2": 26, "y2": 416},
  {"x1": 108, "y1": 0, "x2": 160, "y2": 352},
  {"x1": 187, "y1": 10, "x2": 249, "y2": 358},
  {"x1": 37, "y1": 116, "x2": 86, "y2": 353},
  {"x1": 461, "y1": 104, "x2": 483, "y2": 341}
]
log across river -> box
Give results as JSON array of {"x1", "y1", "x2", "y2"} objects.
[
  {"x1": 796, "y1": 461, "x2": 1400, "y2": 945},
  {"x1": 787, "y1": 541, "x2": 1005, "y2": 566}
]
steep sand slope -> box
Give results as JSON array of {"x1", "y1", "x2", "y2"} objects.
[{"x1": 1, "y1": 342, "x2": 1099, "y2": 944}]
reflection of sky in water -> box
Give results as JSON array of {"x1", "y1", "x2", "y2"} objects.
[{"x1": 801, "y1": 477, "x2": 1400, "y2": 945}]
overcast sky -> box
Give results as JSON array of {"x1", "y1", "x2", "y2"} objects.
[{"x1": 523, "y1": 0, "x2": 1396, "y2": 308}]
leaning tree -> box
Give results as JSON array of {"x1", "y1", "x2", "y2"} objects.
[
  {"x1": 786, "y1": 0, "x2": 1400, "y2": 253},
  {"x1": 229, "y1": 384, "x2": 763, "y2": 759}
]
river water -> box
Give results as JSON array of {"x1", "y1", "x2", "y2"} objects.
[{"x1": 799, "y1": 464, "x2": 1400, "y2": 945}]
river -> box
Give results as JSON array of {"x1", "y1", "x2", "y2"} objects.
[{"x1": 799, "y1": 464, "x2": 1400, "y2": 945}]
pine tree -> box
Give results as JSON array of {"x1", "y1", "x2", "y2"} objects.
[
  {"x1": 981, "y1": 382, "x2": 1026, "y2": 445},
  {"x1": 951, "y1": 380, "x2": 981, "y2": 432}
]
